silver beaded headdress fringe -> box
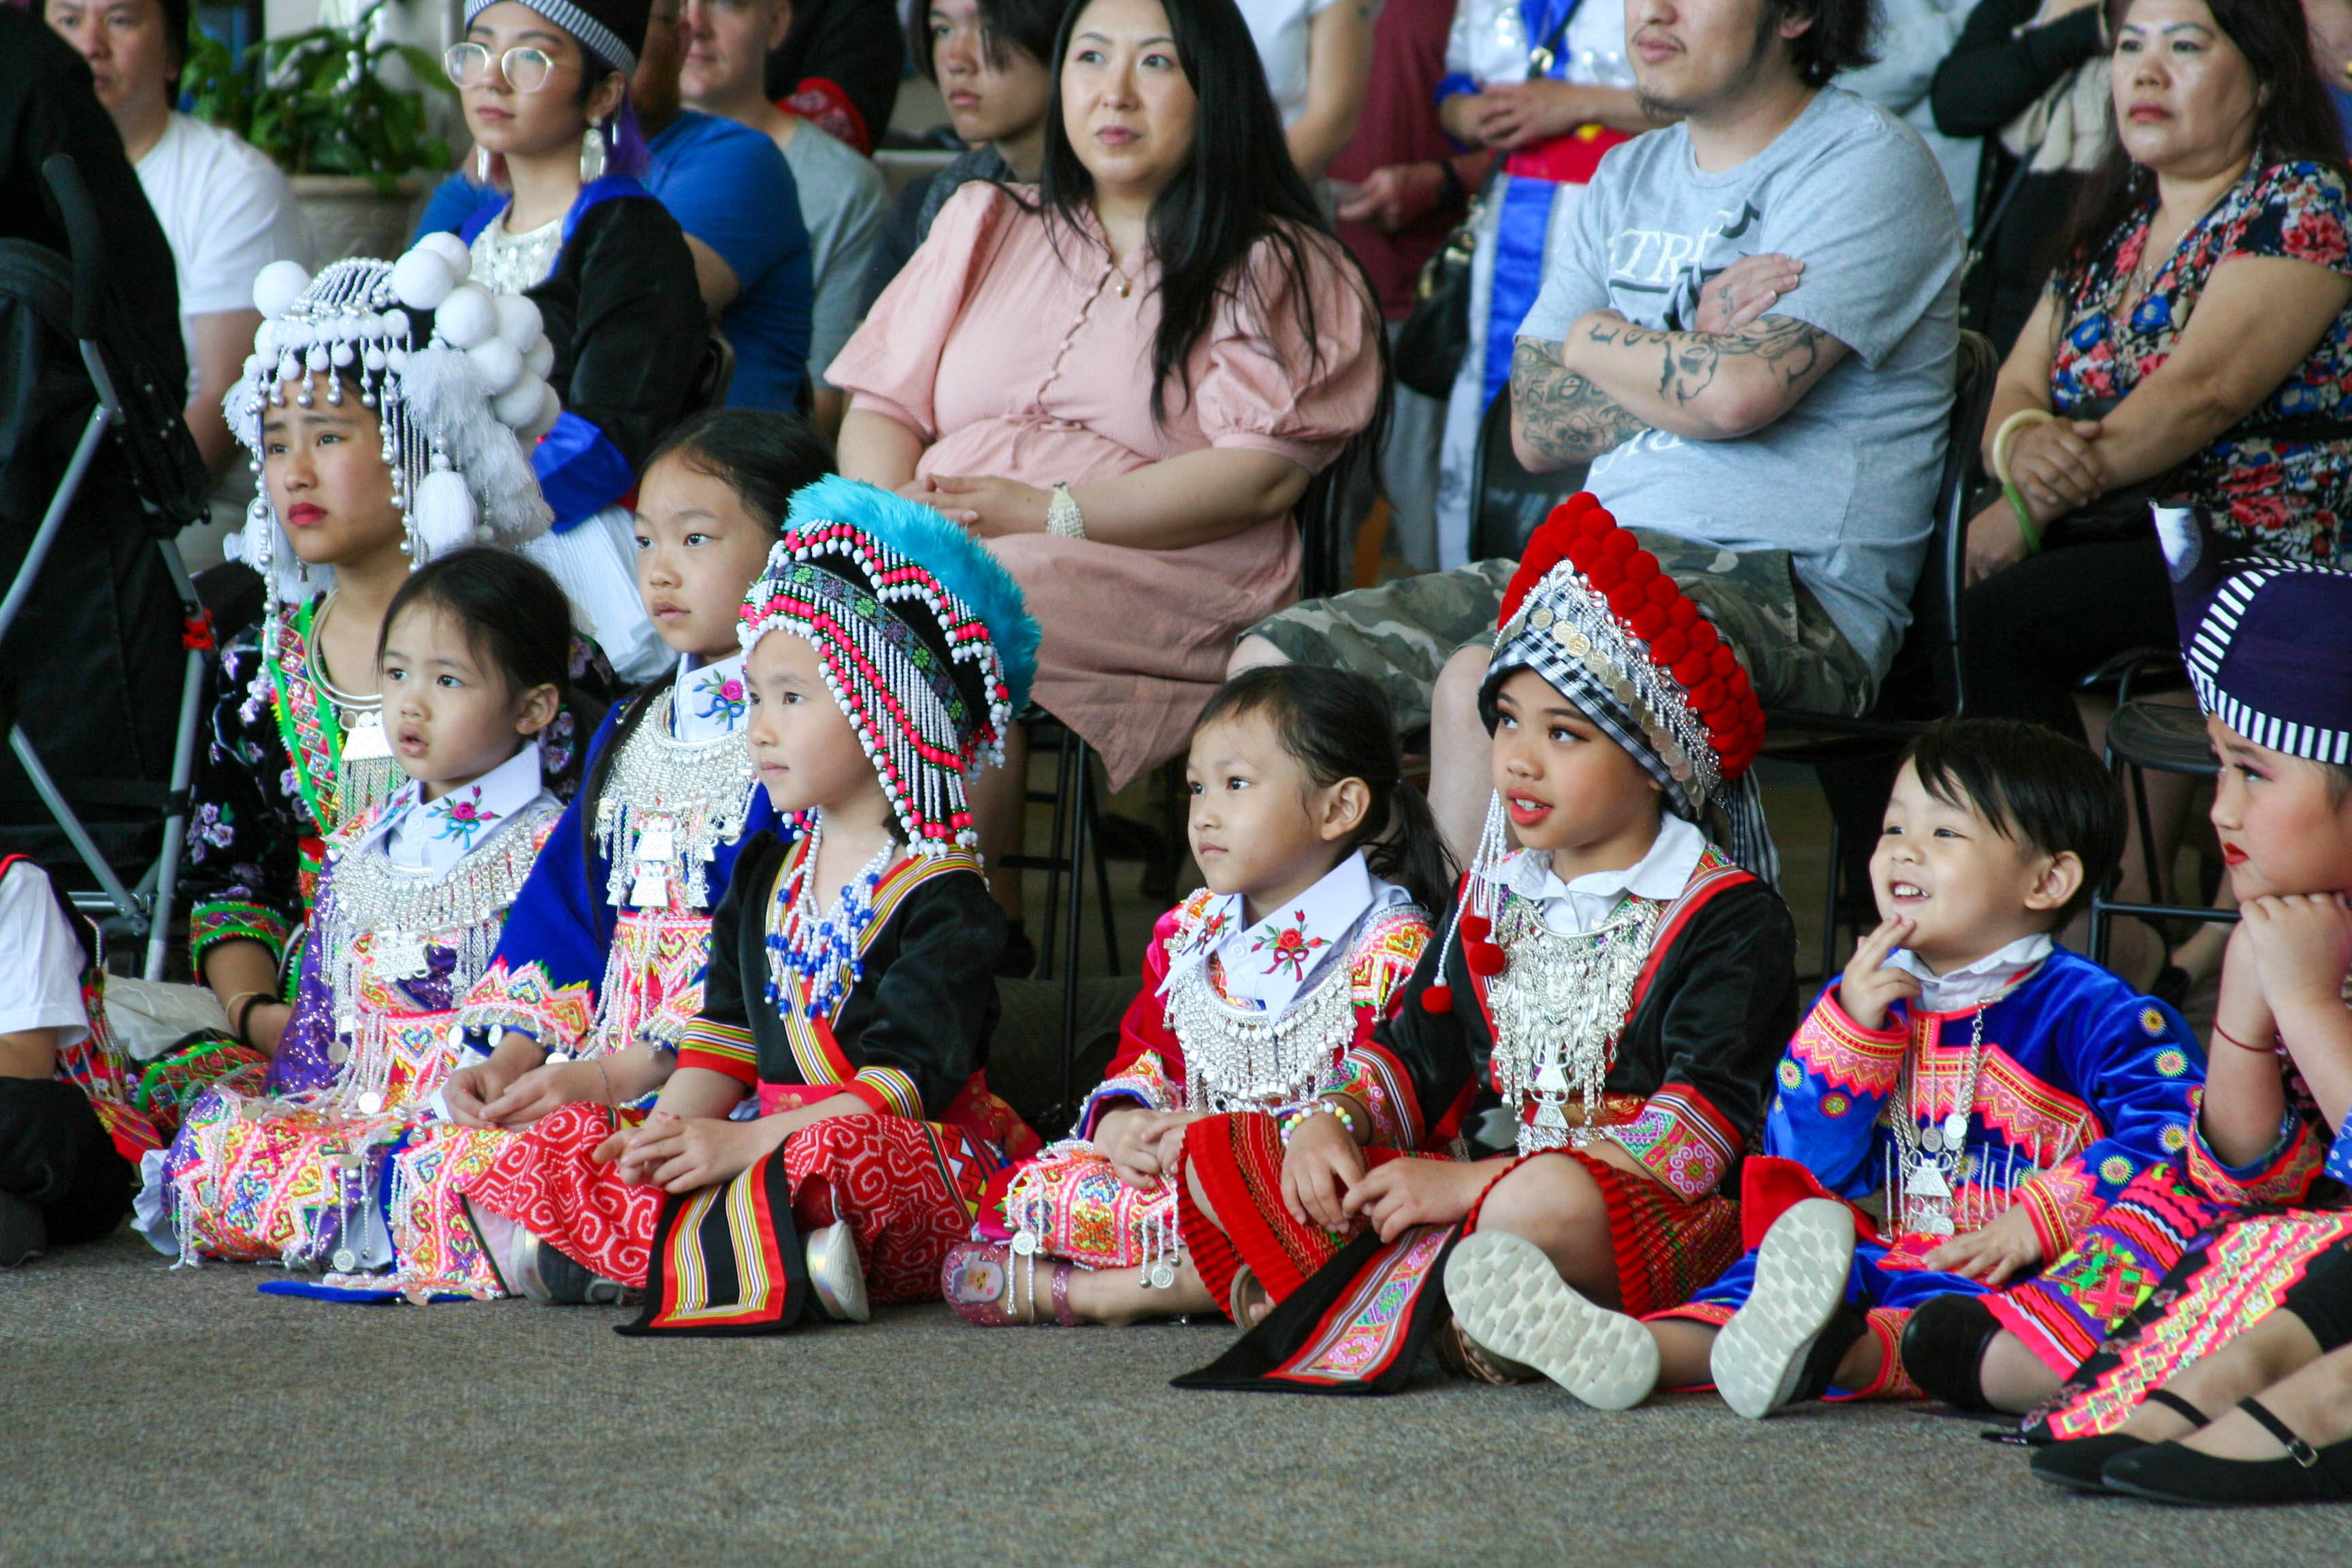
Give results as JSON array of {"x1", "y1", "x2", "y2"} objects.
[
  {"x1": 223, "y1": 238, "x2": 561, "y2": 626},
  {"x1": 737, "y1": 476, "x2": 1041, "y2": 855}
]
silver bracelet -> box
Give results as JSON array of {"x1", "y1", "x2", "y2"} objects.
[{"x1": 1046, "y1": 482, "x2": 1086, "y2": 539}]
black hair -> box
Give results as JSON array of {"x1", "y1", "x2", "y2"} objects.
[
  {"x1": 910, "y1": 0, "x2": 1066, "y2": 80},
  {"x1": 1193, "y1": 665, "x2": 1456, "y2": 917},
  {"x1": 1029, "y1": 0, "x2": 1390, "y2": 448},
  {"x1": 1901, "y1": 717, "x2": 2125, "y2": 926},
  {"x1": 160, "y1": 0, "x2": 190, "y2": 86},
  {"x1": 641, "y1": 408, "x2": 833, "y2": 531},
  {"x1": 1759, "y1": 0, "x2": 1875, "y2": 88},
  {"x1": 580, "y1": 408, "x2": 835, "y2": 876},
  {"x1": 2057, "y1": 0, "x2": 2349, "y2": 290},
  {"x1": 378, "y1": 546, "x2": 576, "y2": 715}
]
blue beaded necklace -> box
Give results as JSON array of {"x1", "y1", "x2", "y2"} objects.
[{"x1": 763, "y1": 813, "x2": 897, "y2": 1019}]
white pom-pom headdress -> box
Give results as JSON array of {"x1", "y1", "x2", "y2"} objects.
[{"x1": 225, "y1": 240, "x2": 561, "y2": 621}]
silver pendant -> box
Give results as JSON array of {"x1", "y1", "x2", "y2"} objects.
[
  {"x1": 331, "y1": 1248, "x2": 357, "y2": 1272},
  {"x1": 327, "y1": 1039, "x2": 349, "y2": 1065},
  {"x1": 1010, "y1": 1230, "x2": 1038, "y2": 1256},
  {"x1": 1917, "y1": 1211, "x2": 1955, "y2": 1237},
  {"x1": 1921, "y1": 1126, "x2": 1944, "y2": 1154},
  {"x1": 1904, "y1": 1161, "x2": 1951, "y2": 1199},
  {"x1": 1942, "y1": 1111, "x2": 1970, "y2": 1147},
  {"x1": 373, "y1": 929, "x2": 429, "y2": 981},
  {"x1": 633, "y1": 816, "x2": 676, "y2": 864},
  {"x1": 356, "y1": 1090, "x2": 385, "y2": 1115},
  {"x1": 1147, "y1": 1261, "x2": 1177, "y2": 1290},
  {"x1": 339, "y1": 711, "x2": 392, "y2": 762},
  {"x1": 627, "y1": 862, "x2": 670, "y2": 908}
]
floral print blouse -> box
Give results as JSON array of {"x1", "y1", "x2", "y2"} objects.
[
  {"x1": 2048, "y1": 159, "x2": 2352, "y2": 561},
  {"x1": 182, "y1": 595, "x2": 621, "y2": 984}
]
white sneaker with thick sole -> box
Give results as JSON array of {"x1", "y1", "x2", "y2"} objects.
[
  {"x1": 1443, "y1": 1230, "x2": 1659, "y2": 1410},
  {"x1": 1710, "y1": 1198, "x2": 1857, "y2": 1420},
  {"x1": 804, "y1": 1220, "x2": 870, "y2": 1322}
]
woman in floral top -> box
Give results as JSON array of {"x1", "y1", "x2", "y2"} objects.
[{"x1": 1957, "y1": 0, "x2": 2352, "y2": 983}]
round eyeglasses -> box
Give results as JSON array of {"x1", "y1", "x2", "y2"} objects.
[{"x1": 442, "y1": 42, "x2": 573, "y2": 93}]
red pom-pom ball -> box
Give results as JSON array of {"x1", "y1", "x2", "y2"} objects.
[
  {"x1": 1607, "y1": 582, "x2": 1647, "y2": 618},
  {"x1": 1623, "y1": 551, "x2": 1659, "y2": 585},
  {"x1": 1647, "y1": 577, "x2": 1680, "y2": 606},
  {"x1": 1650, "y1": 630, "x2": 1689, "y2": 666},
  {"x1": 1630, "y1": 603, "x2": 1669, "y2": 640},
  {"x1": 1459, "y1": 912, "x2": 1491, "y2": 943},
  {"x1": 1686, "y1": 620, "x2": 1719, "y2": 653},
  {"x1": 1466, "y1": 941, "x2": 1507, "y2": 976},
  {"x1": 1603, "y1": 529, "x2": 1638, "y2": 561},
  {"x1": 1421, "y1": 983, "x2": 1454, "y2": 1014}
]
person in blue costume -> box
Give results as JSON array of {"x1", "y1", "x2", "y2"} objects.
[
  {"x1": 414, "y1": 0, "x2": 817, "y2": 414},
  {"x1": 1427, "y1": 0, "x2": 1656, "y2": 562},
  {"x1": 444, "y1": 410, "x2": 832, "y2": 1134},
  {"x1": 427, "y1": 0, "x2": 710, "y2": 683},
  {"x1": 1623, "y1": 718, "x2": 2206, "y2": 1417}
]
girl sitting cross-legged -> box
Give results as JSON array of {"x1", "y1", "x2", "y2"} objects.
[
  {"x1": 943, "y1": 664, "x2": 1445, "y2": 1327},
  {"x1": 459, "y1": 478, "x2": 1045, "y2": 1330}
]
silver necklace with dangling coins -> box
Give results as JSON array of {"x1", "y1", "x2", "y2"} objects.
[{"x1": 1888, "y1": 1000, "x2": 1996, "y2": 1238}]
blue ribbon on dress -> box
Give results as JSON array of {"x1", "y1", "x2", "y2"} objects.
[{"x1": 1479, "y1": 0, "x2": 1584, "y2": 408}]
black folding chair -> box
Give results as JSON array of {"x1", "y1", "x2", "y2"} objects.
[{"x1": 0, "y1": 157, "x2": 213, "y2": 978}]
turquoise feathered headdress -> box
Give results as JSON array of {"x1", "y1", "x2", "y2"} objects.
[{"x1": 740, "y1": 476, "x2": 1041, "y2": 854}]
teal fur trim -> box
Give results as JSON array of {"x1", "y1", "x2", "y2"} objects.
[{"x1": 784, "y1": 474, "x2": 1042, "y2": 712}]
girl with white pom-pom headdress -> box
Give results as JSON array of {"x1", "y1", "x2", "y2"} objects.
[
  {"x1": 178, "y1": 244, "x2": 627, "y2": 1072},
  {"x1": 419, "y1": 0, "x2": 708, "y2": 683}
]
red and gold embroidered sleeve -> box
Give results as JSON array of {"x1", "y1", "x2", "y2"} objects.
[
  {"x1": 1327, "y1": 906, "x2": 1436, "y2": 1150},
  {"x1": 1788, "y1": 987, "x2": 1910, "y2": 1097},
  {"x1": 1079, "y1": 904, "x2": 1194, "y2": 1138},
  {"x1": 1599, "y1": 1083, "x2": 1743, "y2": 1202},
  {"x1": 2010, "y1": 1155, "x2": 2105, "y2": 1260},
  {"x1": 675, "y1": 1019, "x2": 758, "y2": 1087}
]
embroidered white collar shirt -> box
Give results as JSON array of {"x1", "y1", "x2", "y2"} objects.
[
  {"x1": 1884, "y1": 932, "x2": 2054, "y2": 1015},
  {"x1": 1158, "y1": 850, "x2": 1411, "y2": 1017},
  {"x1": 671, "y1": 651, "x2": 751, "y2": 742},
  {"x1": 1486, "y1": 811, "x2": 1706, "y2": 936},
  {"x1": 361, "y1": 745, "x2": 548, "y2": 881}
]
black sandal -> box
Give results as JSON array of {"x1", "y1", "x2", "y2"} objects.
[
  {"x1": 2102, "y1": 1395, "x2": 2352, "y2": 1506},
  {"x1": 2028, "y1": 1389, "x2": 2208, "y2": 1494}
]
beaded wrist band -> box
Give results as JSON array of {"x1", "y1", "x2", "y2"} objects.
[
  {"x1": 1280, "y1": 1098, "x2": 1358, "y2": 1145},
  {"x1": 1046, "y1": 483, "x2": 1086, "y2": 540}
]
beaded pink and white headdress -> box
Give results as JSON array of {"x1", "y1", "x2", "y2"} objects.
[{"x1": 738, "y1": 476, "x2": 1041, "y2": 855}]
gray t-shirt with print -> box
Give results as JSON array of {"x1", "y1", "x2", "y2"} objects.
[{"x1": 1518, "y1": 86, "x2": 1962, "y2": 677}]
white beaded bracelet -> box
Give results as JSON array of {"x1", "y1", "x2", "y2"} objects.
[{"x1": 1046, "y1": 482, "x2": 1086, "y2": 539}]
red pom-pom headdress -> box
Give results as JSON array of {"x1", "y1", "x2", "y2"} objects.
[{"x1": 1422, "y1": 495, "x2": 1776, "y2": 1010}]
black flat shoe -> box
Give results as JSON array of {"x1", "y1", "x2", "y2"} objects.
[
  {"x1": 1901, "y1": 1292, "x2": 2002, "y2": 1411},
  {"x1": 0, "y1": 1191, "x2": 45, "y2": 1267},
  {"x1": 2102, "y1": 1396, "x2": 2352, "y2": 1507},
  {"x1": 2029, "y1": 1389, "x2": 2208, "y2": 1494}
]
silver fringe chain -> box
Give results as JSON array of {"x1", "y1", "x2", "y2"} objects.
[
  {"x1": 1486, "y1": 892, "x2": 1667, "y2": 1156},
  {"x1": 593, "y1": 691, "x2": 759, "y2": 911}
]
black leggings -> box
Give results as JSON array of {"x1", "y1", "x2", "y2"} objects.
[
  {"x1": 0, "y1": 1077, "x2": 131, "y2": 1246},
  {"x1": 2281, "y1": 1233, "x2": 2352, "y2": 1356},
  {"x1": 1960, "y1": 535, "x2": 2179, "y2": 742}
]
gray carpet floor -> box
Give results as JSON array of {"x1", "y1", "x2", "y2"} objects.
[{"x1": 3, "y1": 1233, "x2": 2342, "y2": 1567}]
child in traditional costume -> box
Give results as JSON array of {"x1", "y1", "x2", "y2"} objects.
[
  {"x1": 442, "y1": 412, "x2": 830, "y2": 1135},
  {"x1": 0, "y1": 860, "x2": 160, "y2": 1264},
  {"x1": 1980, "y1": 509, "x2": 2352, "y2": 1499},
  {"x1": 152, "y1": 550, "x2": 576, "y2": 1288},
  {"x1": 461, "y1": 478, "x2": 1042, "y2": 1331},
  {"x1": 1177, "y1": 496, "x2": 1797, "y2": 1396},
  {"x1": 1524, "y1": 719, "x2": 2204, "y2": 1418},
  {"x1": 942, "y1": 665, "x2": 1446, "y2": 1327},
  {"x1": 182, "y1": 242, "x2": 615, "y2": 1085}
]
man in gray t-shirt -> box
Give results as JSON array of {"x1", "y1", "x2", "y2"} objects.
[
  {"x1": 1514, "y1": 84, "x2": 1961, "y2": 685},
  {"x1": 1233, "y1": 0, "x2": 1962, "y2": 858}
]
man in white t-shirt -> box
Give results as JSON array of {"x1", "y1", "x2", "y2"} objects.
[{"x1": 44, "y1": 0, "x2": 315, "y2": 513}]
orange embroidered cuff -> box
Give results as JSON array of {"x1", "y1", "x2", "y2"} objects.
[
  {"x1": 189, "y1": 901, "x2": 293, "y2": 973},
  {"x1": 1599, "y1": 1083, "x2": 1740, "y2": 1202},
  {"x1": 2012, "y1": 1156, "x2": 2099, "y2": 1260},
  {"x1": 1787, "y1": 988, "x2": 1910, "y2": 1097},
  {"x1": 2187, "y1": 1090, "x2": 2326, "y2": 1206},
  {"x1": 675, "y1": 1019, "x2": 757, "y2": 1087},
  {"x1": 457, "y1": 960, "x2": 595, "y2": 1054}
]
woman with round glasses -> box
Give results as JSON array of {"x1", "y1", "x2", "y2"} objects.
[{"x1": 431, "y1": 0, "x2": 705, "y2": 662}]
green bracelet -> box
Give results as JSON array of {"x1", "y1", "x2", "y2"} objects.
[{"x1": 2002, "y1": 480, "x2": 2044, "y2": 556}]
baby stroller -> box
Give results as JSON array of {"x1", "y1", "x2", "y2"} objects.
[{"x1": 0, "y1": 154, "x2": 213, "y2": 979}]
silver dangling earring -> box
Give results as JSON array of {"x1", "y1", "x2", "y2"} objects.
[
  {"x1": 579, "y1": 122, "x2": 606, "y2": 182},
  {"x1": 476, "y1": 144, "x2": 492, "y2": 183}
]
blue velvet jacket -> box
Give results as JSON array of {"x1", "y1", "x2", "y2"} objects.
[{"x1": 1769, "y1": 949, "x2": 2205, "y2": 1261}]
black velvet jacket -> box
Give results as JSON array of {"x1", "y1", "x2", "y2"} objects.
[{"x1": 1375, "y1": 866, "x2": 1797, "y2": 1190}]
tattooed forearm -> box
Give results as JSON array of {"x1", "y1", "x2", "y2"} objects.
[
  {"x1": 1579, "y1": 312, "x2": 1835, "y2": 417},
  {"x1": 1509, "y1": 337, "x2": 1650, "y2": 466}
]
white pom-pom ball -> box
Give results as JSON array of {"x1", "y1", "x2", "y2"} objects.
[
  {"x1": 491, "y1": 374, "x2": 546, "y2": 427},
  {"x1": 521, "y1": 381, "x2": 561, "y2": 442},
  {"x1": 254, "y1": 321, "x2": 278, "y2": 356},
  {"x1": 493, "y1": 294, "x2": 542, "y2": 350},
  {"x1": 434, "y1": 282, "x2": 497, "y2": 350},
  {"x1": 391, "y1": 248, "x2": 459, "y2": 312},
  {"x1": 331, "y1": 340, "x2": 355, "y2": 367},
  {"x1": 468, "y1": 336, "x2": 525, "y2": 395},
  {"x1": 387, "y1": 347, "x2": 409, "y2": 374},
  {"x1": 379, "y1": 309, "x2": 410, "y2": 340},
  {"x1": 523, "y1": 337, "x2": 555, "y2": 380},
  {"x1": 305, "y1": 344, "x2": 330, "y2": 372},
  {"x1": 242, "y1": 353, "x2": 265, "y2": 380},
  {"x1": 252, "y1": 260, "x2": 311, "y2": 321},
  {"x1": 410, "y1": 468, "x2": 478, "y2": 559},
  {"x1": 362, "y1": 345, "x2": 387, "y2": 372},
  {"x1": 419, "y1": 231, "x2": 473, "y2": 276}
]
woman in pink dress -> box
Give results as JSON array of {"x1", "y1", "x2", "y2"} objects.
[{"x1": 831, "y1": 0, "x2": 1386, "y2": 924}]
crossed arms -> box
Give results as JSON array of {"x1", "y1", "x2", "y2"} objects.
[{"x1": 1509, "y1": 270, "x2": 1852, "y2": 472}]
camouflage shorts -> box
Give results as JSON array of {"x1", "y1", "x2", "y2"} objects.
[{"x1": 1244, "y1": 534, "x2": 1875, "y2": 734}]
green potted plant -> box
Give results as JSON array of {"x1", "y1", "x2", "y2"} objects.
[{"x1": 181, "y1": 0, "x2": 456, "y2": 262}]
